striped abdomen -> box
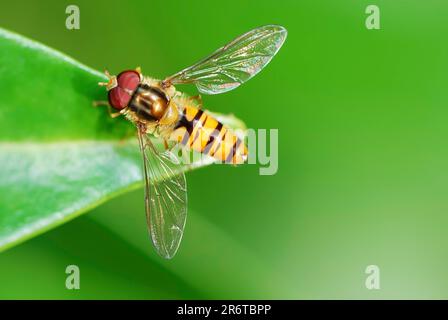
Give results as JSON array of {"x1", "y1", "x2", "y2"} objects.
[{"x1": 170, "y1": 105, "x2": 247, "y2": 164}]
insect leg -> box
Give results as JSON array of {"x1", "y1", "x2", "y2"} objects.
[
  {"x1": 92, "y1": 100, "x2": 121, "y2": 118},
  {"x1": 162, "y1": 138, "x2": 178, "y2": 152},
  {"x1": 163, "y1": 138, "x2": 170, "y2": 150}
]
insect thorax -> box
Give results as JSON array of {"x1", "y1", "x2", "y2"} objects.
[{"x1": 127, "y1": 83, "x2": 170, "y2": 123}]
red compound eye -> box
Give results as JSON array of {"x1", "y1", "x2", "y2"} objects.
[
  {"x1": 108, "y1": 87, "x2": 131, "y2": 110},
  {"x1": 108, "y1": 70, "x2": 141, "y2": 110},
  {"x1": 117, "y1": 70, "x2": 141, "y2": 92}
]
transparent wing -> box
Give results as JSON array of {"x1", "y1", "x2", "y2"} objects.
[
  {"x1": 163, "y1": 25, "x2": 287, "y2": 95},
  {"x1": 137, "y1": 127, "x2": 187, "y2": 259}
]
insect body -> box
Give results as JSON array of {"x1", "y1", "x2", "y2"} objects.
[
  {"x1": 107, "y1": 70, "x2": 247, "y2": 164},
  {"x1": 97, "y1": 25, "x2": 287, "y2": 259}
]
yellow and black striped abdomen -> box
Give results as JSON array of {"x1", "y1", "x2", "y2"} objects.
[{"x1": 169, "y1": 105, "x2": 247, "y2": 164}]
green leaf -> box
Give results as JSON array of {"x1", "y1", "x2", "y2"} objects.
[{"x1": 0, "y1": 28, "x2": 246, "y2": 253}]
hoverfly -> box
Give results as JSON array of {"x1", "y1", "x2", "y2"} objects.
[{"x1": 96, "y1": 25, "x2": 287, "y2": 259}]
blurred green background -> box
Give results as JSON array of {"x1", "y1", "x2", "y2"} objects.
[{"x1": 1, "y1": 0, "x2": 448, "y2": 299}]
